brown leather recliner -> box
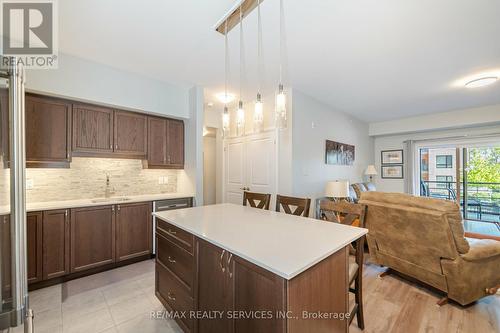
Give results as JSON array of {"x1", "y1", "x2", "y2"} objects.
[{"x1": 359, "y1": 192, "x2": 500, "y2": 305}]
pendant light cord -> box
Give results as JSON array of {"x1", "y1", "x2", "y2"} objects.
[
  {"x1": 257, "y1": 0, "x2": 263, "y2": 94},
  {"x1": 279, "y1": 0, "x2": 286, "y2": 85},
  {"x1": 224, "y1": 20, "x2": 229, "y2": 104},
  {"x1": 239, "y1": 5, "x2": 245, "y2": 102}
]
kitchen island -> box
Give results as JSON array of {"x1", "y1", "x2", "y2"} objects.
[{"x1": 153, "y1": 203, "x2": 367, "y2": 333}]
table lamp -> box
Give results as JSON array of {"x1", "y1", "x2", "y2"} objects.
[
  {"x1": 325, "y1": 180, "x2": 350, "y2": 202},
  {"x1": 365, "y1": 165, "x2": 377, "y2": 182}
]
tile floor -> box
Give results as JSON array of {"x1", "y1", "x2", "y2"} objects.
[{"x1": 11, "y1": 260, "x2": 181, "y2": 333}]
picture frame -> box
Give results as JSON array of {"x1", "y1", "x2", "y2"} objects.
[
  {"x1": 381, "y1": 149, "x2": 404, "y2": 165},
  {"x1": 381, "y1": 165, "x2": 404, "y2": 179},
  {"x1": 325, "y1": 140, "x2": 355, "y2": 166}
]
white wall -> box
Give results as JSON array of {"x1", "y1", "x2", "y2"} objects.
[
  {"x1": 373, "y1": 124, "x2": 500, "y2": 193},
  {"x1": 26, "y1": 53, "x2": 190, "y2": 118},
  {"x1": 369, "y1": 104, "x2": 500, "y2": 136},
  {"x1": 179, "y1": 86, "x2": 204, "y2": 204},
  {"x1": 291, "y1": 90, "x2": 374, "y2": 206}
]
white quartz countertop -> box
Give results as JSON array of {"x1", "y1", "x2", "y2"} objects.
[
  {"x1": 153, "y1": 203, "x2": 368, "y2": 280},
  {"x1": 0, "y1": 193, "x2": 194, "y2": 215}
]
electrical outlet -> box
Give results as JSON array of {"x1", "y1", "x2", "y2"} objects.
[
  {"x1": 26, "y1": 178, "x2": 34, "y2": 190},
  {"x1": 163, "y1": 176, "x2": 169, "y2": 184},
  {"x1": 158, "y1": 177, "x2": 164, "y2": 185}
]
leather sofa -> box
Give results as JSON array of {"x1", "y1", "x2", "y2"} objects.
[{"x1": 359, "y1": 191, "x2": 500, "y2": 305}]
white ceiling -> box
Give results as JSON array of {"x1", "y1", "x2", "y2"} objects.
[{"x1": 59, "y1": 0, "x2": 500, "y2": 122}]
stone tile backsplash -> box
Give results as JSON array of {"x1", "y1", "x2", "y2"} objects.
[{"x1": 2, "y1": 157, "x2": 179, "y2": 203}]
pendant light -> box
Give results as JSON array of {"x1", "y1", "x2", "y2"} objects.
[
  {"x1": 275, "y1": 0, "x2": 287, "y2": 129},
  {"x1": 253, "y1": 0, "x2": 264, "y2": 133},
  {"x1": 222, "y1": 20, "x2": 230, "y2": 136},
  {"x1": 236, "y1": 6, "x2": 245, "y2": 136}
]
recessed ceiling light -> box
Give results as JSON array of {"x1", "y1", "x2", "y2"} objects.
[
  {"x1": 465, "y1": 76, "x2": 498, "y2": 88},
  {"x1": 216, "y1": 93, "x2": 235, "y2": 104}
]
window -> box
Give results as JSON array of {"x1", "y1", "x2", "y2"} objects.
[
  {"x1": 436, "y1": 155, "x2": 453, "y2": 168},
  {"x1": 436, "y1": 176, "x2": 453, "y2": 189}
]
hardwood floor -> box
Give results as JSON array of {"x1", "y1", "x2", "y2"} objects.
[{"x1": 350, "y1": 260, "x2": 500, "y2": 333}]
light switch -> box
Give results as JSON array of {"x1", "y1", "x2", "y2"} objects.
[
  {"x1": 26, "y1": 178, "x2": 34, "y2": 190},
  {"x1": 158, "y1": 177, "x2": 164, "y2": 185}
]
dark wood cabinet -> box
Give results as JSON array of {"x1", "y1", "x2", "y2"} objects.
[
  {"x1": 27, "y1": 212, "x2": 43, "y2": 284},
  {"x1": 147, "y1": 117, "x2": 184, "y2": 169},
  {"x1": 197, "y1": 240, "x2": 232, "y2": 333},
  {"x1": 72, "y1": 104, "x2": 114, "y2": 156},
  {"x1": 42, "y1": 209, "x2": 70, "y2": 279},
  {"x1": 116, "y1": 202, "x2": 151, "y2": 261},
  {"x1": 1, "y1": 215, "x2": 11, "y2": 300},
  {"x1": 114, "y1": 111, "x2": 147, "y2": 158},
  {"x1": 25, "y1": 95, "x2": 72, "y2": 168},
  {"x1": 166, "y1": 119, "x2": 184, "y2": 168},
  {"x1": 70, "y1": 206, "x2": 115, "y2": 272}
]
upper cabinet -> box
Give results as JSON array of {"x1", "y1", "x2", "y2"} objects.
[
  {"x1": 72, "y1": 104, "x2": 114, "y2": 156},
  {"x1": 147, "y1": 117, "x2": 184, "y2": 169},
  {"x1": 25, "y1": 95, "x2": 72, "y2": 168},
  {"x1": 114, "y1": 111, "x2": 147, "y2": 158}
]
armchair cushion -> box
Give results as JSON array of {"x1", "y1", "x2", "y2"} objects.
[{"x1": 462, "y1": 238, "x2": 500, "y2": 261}]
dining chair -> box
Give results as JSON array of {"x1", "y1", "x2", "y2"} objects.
[
  {"x1": 319, "y1": 200, "x2": 366, "y2": 330},
  {"x1": 275, "y1": 195, "x2": 311, "y2": 217},
  {"x1": 243, "y1": 191, "x2": 271, "y2": 210}
]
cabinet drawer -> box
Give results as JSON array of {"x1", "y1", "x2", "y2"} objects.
[
  {"x1": 156, "y1": 220, "x2": 193, "y2": 254},
  {"x1": 156, "y1": 233, "x2": 194, "y2": 293},
  {"x1": 156, "y1": 262, "x2": 194, "y2": 331}
]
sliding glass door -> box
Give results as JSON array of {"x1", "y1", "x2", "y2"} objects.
[{"x1": 418, "y1": 144, "x2": 499, "y2": 224}]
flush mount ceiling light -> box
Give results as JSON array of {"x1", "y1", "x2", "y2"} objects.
[{"x1": 465, "y1": 76, "x2": 498, "y2": 88}]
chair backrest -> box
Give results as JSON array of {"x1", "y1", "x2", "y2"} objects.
[
  {"x1": 276, "y1": 195, "x2": 311, "y2": 217},
  {"x1": 359, "y1": 192, "x2": 470, "y2": 275},
  {"x1": 243, "y1": 191, "x2": 271, "y2": 210},
  {"x1": 319, "y1": 200, "x2": 367, "y2": 228}
]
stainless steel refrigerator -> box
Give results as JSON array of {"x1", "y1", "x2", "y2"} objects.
[{"x1": 0, "y1": 58, "x2": 32, "y2": 332}]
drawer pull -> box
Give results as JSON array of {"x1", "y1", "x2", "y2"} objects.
[
  {"x1": 167, "y1": 292, "x2": 176, "y2": 302},
  {"x1": 157, "y1": 203, "x2": 188, "y2": 210},
  {"x1": 168, "y1": 229, "x2": 177, "y2": 235},
  {"x1": 219, "y1": 250, "x2": 226, "y2": 273},
  {"x1": 167, "y1": 256, "x2": 176, "y2": 264}
]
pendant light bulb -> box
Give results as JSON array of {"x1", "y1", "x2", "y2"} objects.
[
  {"x1": 236, "y1": 100, "x2": 245, "y2": 136},
  {"x1": 254, "y1": 93, "x2": 264, "y2": 132},
  {"x1": 222, "y1": 105, "x2": 230, "y2": 135},
  {"x1": 276, "y1": 84, "x2": 287, "y2": 129}
]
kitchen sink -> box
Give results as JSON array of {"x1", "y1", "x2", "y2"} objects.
[{"x1": 91, "y1": 197, "x2": 132, "y2": 203}]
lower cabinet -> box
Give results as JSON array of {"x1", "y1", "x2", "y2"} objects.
[
  {"x1": 27, "y1": 212, "x2": 43, "y2": 284},
  {"x1": 70, "y1": 206, "x2": 116, "y2": 273},
  {"x1": 116, "y1": 202, "x2": 152, "y2": 261},
  {"x1": 155, "y1": 223, "x2": 287, "y2": 333},
  {"x1": 42, "y1": 209, "x2": 70, "y2": 279}
]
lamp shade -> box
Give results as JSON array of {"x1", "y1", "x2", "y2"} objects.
[
  {"x1": 365, "y1": 165, "x2": 378, "y2": 176},
  {"x1": 325, "y1": 180, "x2": 350, "y2": 198}
]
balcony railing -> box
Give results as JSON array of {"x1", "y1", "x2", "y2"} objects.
[{"x1": 421, "y1": 180, "x2": 500, "y2": 223}]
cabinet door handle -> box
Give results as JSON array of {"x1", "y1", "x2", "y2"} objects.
[
  {"x1": 65, "y1": 210, "x2": 68, "y2": 217},
  {"x1": 117, "y1": 205, "x2": 120, "y2": 211},
  {"x1": 109, "y1": 144, "x2": 113, "y2": 150},
  {"x1": 167, "y1": 155, "x2": 171, "y2": 163},
  {"x1": 219, "y1": 250, "x2": 226, "y2": 273},
  {"x1": 112, "y1": 206, "x2": 115, "y2": 212},
  {"x1": 167, "y1": 292, "x2": 176, "y2": 302},
  {"x1": 167, "y1": 256, "x2": 176, "y2": 264},
  {"x1": 227, "y1": 253, "x2": 233, "y2": 278}
]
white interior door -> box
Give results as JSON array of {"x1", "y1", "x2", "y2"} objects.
[
  {"x1": 224, "y1": 137, "x2": 246, "y2": 204},
  {"x1": 224, "y1": 131, "x2": 276, "y2": 205}
]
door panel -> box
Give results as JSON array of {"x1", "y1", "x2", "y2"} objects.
[
  {"x1": 197, "y1": 240, "x2": 232, "y2": 333},
  {"x1": 246, "y1": 133, "x2": 276, "y2": 197},
  {"x1": 27, "y1": 212, "x2": 43, "y2": 284},
  {"x1": 116, "y1": 202, "x2": 151, "y2": 261},
  {"x1": 148, "y1": 117, "x2": 166, "y2": 166},
  {"x1": 25, "y1": 95, "x2": 71, "y2": 166},
  {"x1": 72, "y1": 104, "x2": 114, "y2": 154},
  {"x1": 70, "y1": 206, "x2": 115, "y2": 272},
  {"x1": 114, "y1": 110, "x2": 147, "y2": 157},
  {"x1": 43, "y1": 209, "x2": 70, "y2": 279},
  {"x1": 224, "y1": 138, "x2": 246, "y2": 205},
  {"x1": 166, "y1": 119, "x2": 184, "y2": 167}
]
